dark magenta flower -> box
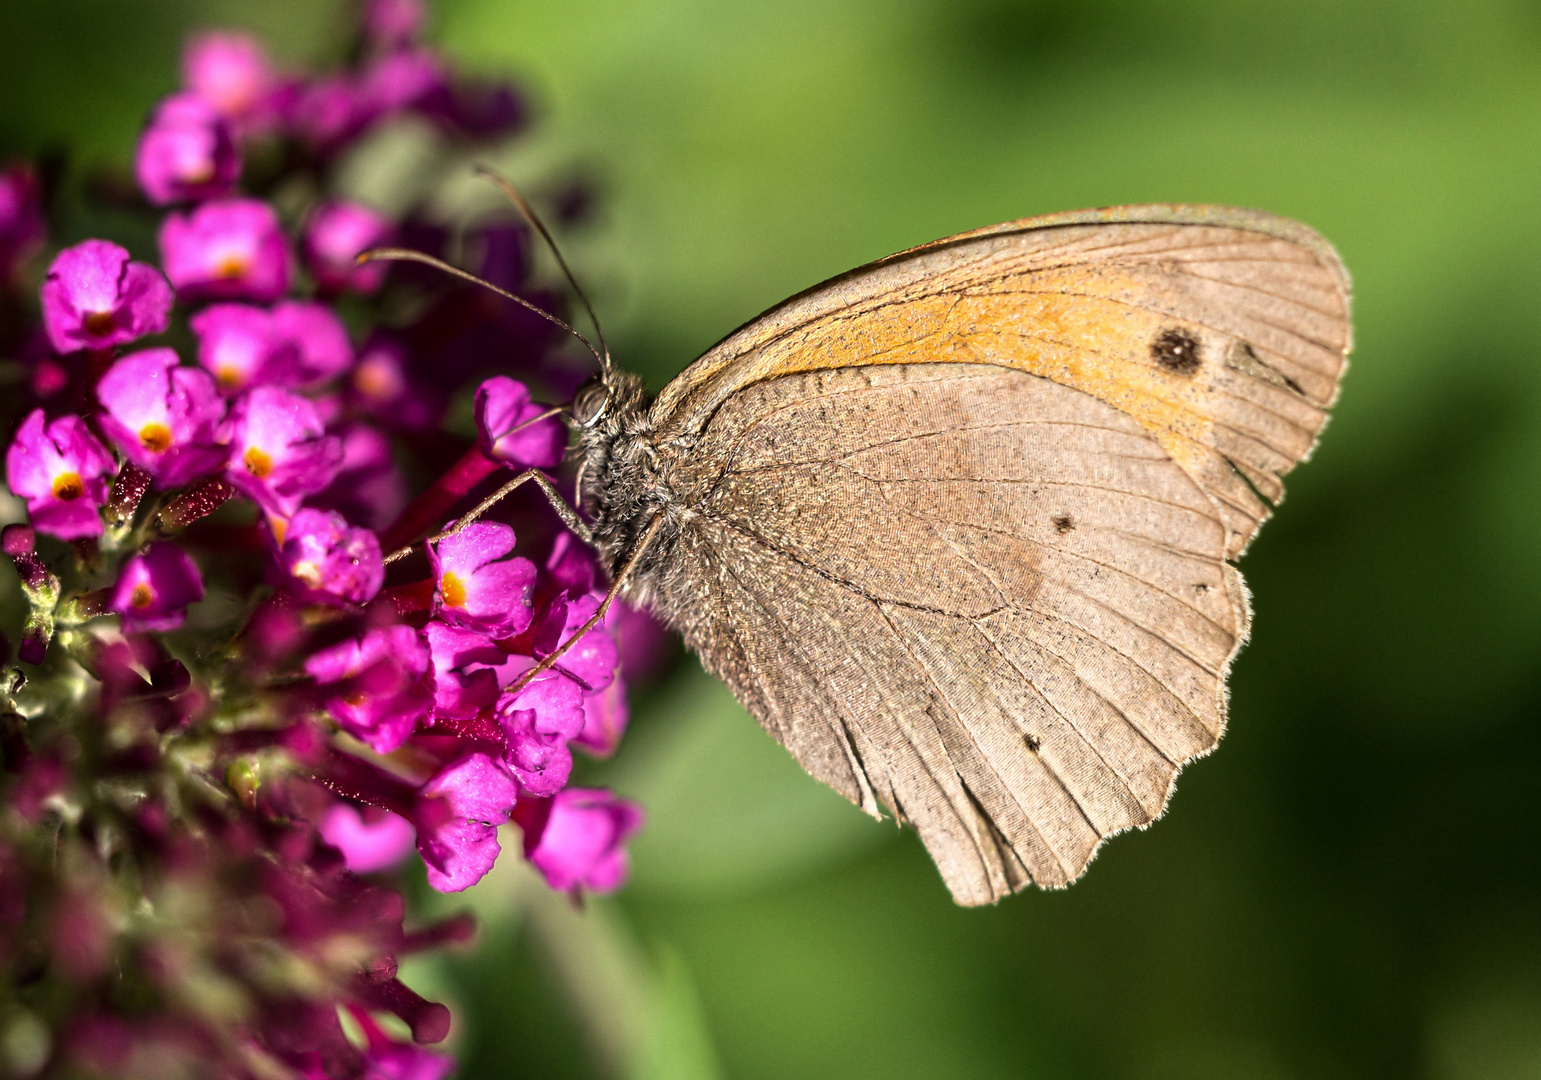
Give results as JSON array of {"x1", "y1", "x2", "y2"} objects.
[
  {"x1": 280, "y1": 508, "x2": 384, "y2": 604},
  {"x1": 360, "y1": 48, "x2": 447, "y2": 114},
  {"x1": 515, "y1": 788, "x2": 643, "y2": 895},
  {"x1": 426, "y1": 523, "x2": 536, "y2": 637},
  {"x1": 348, "y1": 334, "x2": 442, "y2": 429},
  {"x1": 420, "y1": 78, "x2": 525, "y2": 139},
  {"x1": 0, "y1": 165, "x2": 45, "y2": 280},
  {"x1": 496, "y1": 671, "x2": 585, "y2": 797},
  {"x1": 95, "y1": 348, "x2": 226, "y2": 488},
  {"x1": 110, "y1": 542, "x2": 205, "y2": 633},
  {"x1": 413, "y1": 753, "x2": 518, "y2": 892},
  {"x1": 135, "y1": 92, "x2": 241, "y2": 206},
  {"x1": 191, "y1": 300, "x2": 352, "y2": 392},
  {"x1": 363, "y1": 0, "x2": 427, "y2": 45},
  {"x1": 310, "y1": 422, "x2": 409, "y2": 531},
  {"x1": 5, "y1": 410, "x2": 115, "y2": 539},
  {"x1": 159, "y1": 198, "x2": 290, "y2": 302},
  {"x1": 317, "y1": 804, "x2": 415, "y2": 875},
  {"x1": 223, "y1": 386, "x2": 343, "y2": 516},
  {"x1": 182, "y1": 32, "x2": 276, "y2": 129},
  {"x1": 40, "y1": 240, "x2": 173, "y2": 355},
  {"x1": 304, "y1": 201, "x2": 395, "y2": 294},
  {"x1": 423, "y1": 620, "x2": 503, "y2": 720},
  {"x1": 305, "y1": 624, "x2": 432, "y2": 753},
  {"x1": 475, "y1": 375, "x2": 565, "y2": 469}
]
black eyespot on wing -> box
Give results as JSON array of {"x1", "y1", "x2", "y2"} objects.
[
  {"x1": 1023, "y1": 734, "x2": 1041, "y2": 753},
  {"x1": 1052, "y1": 514, "x2": 1074, "y2": 534},
  {"x1": 1152, "y1": 327, "x2": 1202, "y2": 375}
]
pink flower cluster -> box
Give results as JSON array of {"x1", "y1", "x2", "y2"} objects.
[{"x1": 0, "y1": 3, "x2": 651, "y2": 1077}]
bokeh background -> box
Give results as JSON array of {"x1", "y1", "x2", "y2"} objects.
[{"x1": 4, "y1": 0, "x2": 1541, "y2": 1077}]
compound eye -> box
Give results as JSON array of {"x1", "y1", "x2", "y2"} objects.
[{"x1": 570, "y1": 377, "x2": 610, "y2": 427}]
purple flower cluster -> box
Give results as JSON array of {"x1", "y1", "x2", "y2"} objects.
[{"x1": 0, "y1": 4, "x2": 656, "y2": 1077}]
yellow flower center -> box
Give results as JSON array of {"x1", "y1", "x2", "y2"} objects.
[
  {"x1": 130, "y1": 583, "x2": 154, "y2": 609},
  {"x1": 51, "y1": 472, "x2": 83, "y2": 501},
  {"x1": 243, "y1": 446, "x2": 273, "y2": 479},
  {"x1": 292, "y1": 560, "x2": 322, "y2": 588},
  {"x1": 216, "y1": 254, "x2": 249, "y2": 279},
  {"x1": 139, "y1": 423, "x2": 173, "y2": 453},
  {"x1": 216, "y1": 366, "x2": 245, "y2": 390},
  {"x1": 83, "y1": 310, "x2": 116, "y2": 336},
  {"x1": 440, "y1": 571, "x2": 467, "y2": 609}
]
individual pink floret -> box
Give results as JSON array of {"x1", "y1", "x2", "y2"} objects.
[
  {"x1": 280, "y1": 507, "x2": 384, "y2": 604},
  {"x1": 423, "y1": 620, "x2": 503, "y2": 720},
  {"x1": 159, "y1": 198, "x2": 290, "y2": 302},
  {"x1": 497, "y1": 671, "x2": 585, "y2": 797},
  {"x1": 359, "y1": 47, "x2": 447, "y2": 114},
  {"x1": 271, "y1": 300, "x2": 353, "y2": 383},
  {"x1": 40, "y1": 240, "x2": 173, "y2": 355},
  {"x1": 530, "y1": 590, "x2": 620, "y2": 695},
  {"x1": 514, "y1": 788, "x2": 643, "y2": 895},
  {"x1": 426, "y1": 522, "x2": 536, "y2": 637},
  {"x1": 182, "y1": 32, "x2": 275, "y2": 127},
  {"x1": 317, "y1": 803, "x2": 415, "y2": 875},
  {"x1": 135, "y1": 93, "x2": 241, "y2": 206},
  {"x1": 574, "y1": 679, "x2": 630, "y2": 758},
  {"x1": 222, "y1": 386, "x2": 343, "y2": 516},
  {"x1": 413, "y1": 753, "x2": 518, "y2": 893},
  {"x1": 304, "y1": 201, "x2": 394, "y2": 294},
  {"x1": 363, "y1": 0, "x2": 427, "y2": 45},
  {"x1": 474, "y1": 376, "x2": 565, "y2": 470},
  {"x1": 290, "y1": 75, "x2": 369, "y2": 151},
  {"x1": 5, "y1": 410, "x2": 115, "y2": 540},
  {"x1": 190, "y1": 300, "x2": 351, "y2": 392},
  {"x1": 304, "y1": 624, "x2": 432, "y2": 754},
  {"x1": 95, "y1": 348, "x2": 226, "y2": 488},
  {"x1": 110, "y1": 542, "x2": 205, "y2": 633}
]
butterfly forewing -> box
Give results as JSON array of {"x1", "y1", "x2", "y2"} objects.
[
  {"x1": 651, "y1": 205, "x2": 1351, "y2": 558},
  {"x1": 624, "y1": 206, "x2": 1349, "y2": 904}
]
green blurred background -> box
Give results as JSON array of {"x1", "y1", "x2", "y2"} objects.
[{"x1": 5, "y1": 0, "x2": 1541, "y2": 1077}]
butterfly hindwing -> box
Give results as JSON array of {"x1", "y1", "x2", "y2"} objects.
[{"x1": 657, "y1": 362, "x2": 1246, "y2": 904}]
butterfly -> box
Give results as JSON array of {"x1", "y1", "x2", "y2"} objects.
[{"x1": 377, "y1": 199, "x2": 1351, "y2": 906}]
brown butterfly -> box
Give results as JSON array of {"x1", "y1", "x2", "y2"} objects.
[{"x1": 378, "y1": 200, "x2": 1351, "y2": 906}]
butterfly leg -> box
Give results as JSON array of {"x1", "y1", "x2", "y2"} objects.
[
  {"x1": 504, "y1": 514, "x2": 665, "y2": 696},
  {"x1": 382, "y1": 468, "x2": 592, "y2": 565}
]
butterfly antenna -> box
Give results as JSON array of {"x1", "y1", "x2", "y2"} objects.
[
  {"x1": 355, "y1": 246, "x2": 605, "y2": 372},
  {"x1": 473, "y1": 163, "x2": 612, "y2": 376}
]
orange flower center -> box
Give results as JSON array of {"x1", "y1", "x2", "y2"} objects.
[
  {"x1": 139, "y1": 423, "x2": 173, "y2": 453},
  {"x1": 216, "y1": 366, "x2": 244, "y2": 390},
  {"x1": 440, "y1": 572, "x2": 467, "y2": 609},
  {"x1": 216, "y1": 254, "x2": 250, "y2": 279},
  {"x1": 243, "y1": 446, "x2": 273, "y2": 478},
  {"x1": 82, "y1": 310, "x2": 116, "y2": 336},
  {"x1": 51, "y1": 472, "x2": 83, "y2": 501},
  {"x1": 353, "y1": 358, "x2": 396, "y2": 401},
  {"x1": 130, "y1": 583, "x2": 154, "y2": 609}
]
